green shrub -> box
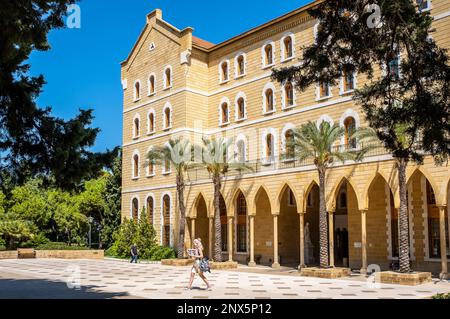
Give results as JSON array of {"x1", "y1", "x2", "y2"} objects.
[
  {"x1": 36, "y1": 242, "x2": 88, "y2": 251},
  {"x1": 108, "y1": 209, "x2": 157, "y2": 259},
  {"x1": 149, "y1": 246, "x2": 176, "y2": 261},
  {"x1": 433, "y1": 293, "x2": 450, "y2": 299},
  {"x1": 19, "y1": 233, "x2": 49, "y2": 248}
]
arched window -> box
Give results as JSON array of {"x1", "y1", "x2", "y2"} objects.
[
  {"x1": 221, "y1": 102, "x2": 229, "y2": 125},
  {"x1": 266, "y1": 134, "x2": 274, "y2": 161},
  {"x1": 220, "y1": 60, "x2": 229, "y2": 83},
  {"x1": 148, "y1": 111, "x2": 155, "y2": 134},
  {"x1": 134, "y1": 81, "x2": 141, "y2": 101},
  {"x1": 341, "y1": 67, "x2": 355, "y2": 93},
  {"x1": 236, "y1": 96, "x2": 246, "y2": 121},
  {"x1": 283, "y1": 37, "x2": 293, "y2": 60},
  {"x1": 220, "y1": 196, "x2": 228, "y2": 252},
  {"x1": 148, "y1": 74, "x2": 156, "y2": 95},
  {"x1": 344, "y1": 117, "x2": 357, "y2": 149},
  {"x1": 163, "y1": 159, "x2": 171, "y2": 174},
  {"x1": 236, "y1": 193, "x2": 247, "y2": 253},
  {"x1": 132, "y1": 153, "x2": 139, "y2": 179},
  {"x1": 132, "y1": 198, "x2": 139, "y2": 221},
  {"x1": 263, "y1": 43, "x2": 274, "y2": 67},
  {"x1": 236, "y1": 140, "x2": 246, "y2": 163},
  {"x1": 162, "y1": 195, "x2": 171, "y2": 246},
  {"x1": 281, "y1": 33, "x2": 295, "y2": 62},
  {"x1": 133, "y1": 116, "x2": 140, "y2": 138},
  {"x1": 284, "y1": 82, "x2": 295, "y2": 108},
  {"x1": 147, "y1": 160, "x2": 155, "y2": 177},
  {"x1": 147, "y1": 196, "x2": 154, "y2": 225},
  {"x1": 285, "y1": 129, "x2": 295, "y2": 160},
  {"x1": 163, "y1": 104, "x2": 172, "y2": 130},
  {"x1": 318, "y1": 81, "x2": 331, "y2": 99},
  {"x1": 265, "y1": 89, "x2": 274, "y2": 112},
  {"x1": 164, "y1": 66, "x2": 172, "y2": 89},
  {"x1": 235, "y1": 54, "x2": 246, "y2": 77}
]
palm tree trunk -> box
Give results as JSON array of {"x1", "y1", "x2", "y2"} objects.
[
  {"x1": 213, "y1": 173, "x2": 223, "y2": 262},
  {"x1": 318, "y1": 166, "x2": 329, "y2": 268},
  {"x1": 397, "y1": 158, "x2": 411, "y2": 273},
  {"x1": 176, "y1": 173, "x2": 186, "y2": 259}
]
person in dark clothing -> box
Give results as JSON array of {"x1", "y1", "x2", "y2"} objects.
[{"x1": 130, "y1": 244, "x2": 138, "y2": 263}]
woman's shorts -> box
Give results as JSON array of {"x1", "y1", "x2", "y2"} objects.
[{"x1": 191, "y1": 260, "x2": 202, "y2": 274}]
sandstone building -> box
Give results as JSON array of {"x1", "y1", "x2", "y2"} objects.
[{"x1": 121, "y1": 0, "x2": 450, "y2": 275}]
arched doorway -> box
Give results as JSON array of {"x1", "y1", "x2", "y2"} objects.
[
  {"x1": 334, "y1": 182, "x2": 351, "y2": 267},
  {"x1": 254, "y1": 187, "x2": 273, "y2": 265},
  {"x1": 220, "y1": 195, "x2": 228, "y2": 256},
  {"x1": 278, "y1": 185, "x2": 300, "y2": 267},
  {"x1": 333, "y1": 180, "x2": 359, "y2": 268},
  {"x1": 234, "y1": 191, "x2": 248, "y2": 264},
  {"x1": 195, "y1": 195, "x2": 209, "y2": 255},
  {"x1": 304, "y1": 184, "x2": 320, "y2": 266},
  {"x1": 162, "y1": 195, "x2": 171, "y2": 247}
]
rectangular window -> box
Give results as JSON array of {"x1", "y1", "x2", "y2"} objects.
[
  {"x1": 319, "y1": 81, "x2": 331, "y2": 99},
  {"x1": 417, "y1": 0, "x2": 431, "y2": 11}
]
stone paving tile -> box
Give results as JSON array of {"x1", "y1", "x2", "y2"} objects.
[{"x1": 0, "y1": 259, "x2": 449, "y2": 300}]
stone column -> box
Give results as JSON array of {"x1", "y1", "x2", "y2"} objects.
[
  {"x1": 299, "y1": 212, "x2": 306, "y2": 269},
  {"x1": 438, "y1": 206, "x2": 448, "y2": 279},
  {"x1": 360, "y1": 209, "x2": 368, "y2": 275},
  {"x1": 190, "y1": 218, "x2": 196, "y2": 249},
  {"x1": 248, "y1": 215, "x2": 256, "y2": 267},
  {"x1": 272, "y1": 214, "x2": 280, "y2": 268},
  {"x1": 228, "y1": 216, "x2": 233, "y2": 262},
  {"x1": 329, "y1": 211, "x2": 335, "y2": 268},
  {"x1": 208, "y1": 217, "x2": 213, "y2": 260}
]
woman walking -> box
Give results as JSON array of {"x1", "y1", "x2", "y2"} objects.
[{"x1": 187, "y1": 238, "x2": 212, "y2": 291}]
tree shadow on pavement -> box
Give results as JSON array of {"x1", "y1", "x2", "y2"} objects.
[{"x1": 0, "y1": 278, "x2": 133, "y2": 299}]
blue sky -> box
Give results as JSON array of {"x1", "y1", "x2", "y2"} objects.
[{"x1": 29, "y1": 0, "x2": 309, "y2": 152}]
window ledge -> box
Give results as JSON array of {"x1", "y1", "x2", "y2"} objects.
[
  {"x1": 163, "y1": 86, "x2": 172, "y2": 91},
  {"x1": 281, "y1": 56, "x2": 295, "y2": 63},
  {"x1": 235, "y1": 74, "x2": 246, "y2": 80},
  {"x1": 132, "y1": 177, "x2": 139, "y2": 181},
  {"x1": 133, "y1": 98, "x2": 141, "y2": 103},
  {"x1": 263, "y1": 110, "x2": 276, "y2": 116},
  {"x1": 148, "y1": 92, "x2": 156, "y2": 97},
  {"x1": 163, "y1": 127, "x2": 173, "y2": 131},
  {"x1": 340, "y1": 89, "x2": 355, "y2": 96},
  {"x1": 316, "y1": 95, "x2": 332, "y2": 102},
  {"x1": 147, "y1": 174, "x2": 156, "y2": 178},
  {"x1": 219, "y1": 79, "x2": 230, "y2": 85},
  {"x1": 219, "y1": 121, "x2": 230, "y2": 127},
  {"x1": 282, "y1": 104, "x2": 297, "y2": 110},
  {"x1": 235, "y1": 117, "x2": 247, "y2": 123},
  {"x1": 281, "y1": 158, "x2": 295, "y2": 163},
  {"x1": 162, "y1": 171, "x2": 172, "y2": 176},
  {"x1": 147, "y1": 131, "x2": 156, "y2": 136},
  {"x1": 132, "y1": 136, "x2": 140, "y2": 140},
  {"x1": 262, "y1": 63, "x2": 275, "y2": 70}
]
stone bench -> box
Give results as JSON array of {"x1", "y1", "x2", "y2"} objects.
[{"x1": 17, "y1": 248, "x2": 36, "y2": 259}]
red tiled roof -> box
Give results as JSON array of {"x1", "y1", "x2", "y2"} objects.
[{"x1": 192, "y1": 36, "x2": 215, "y2": 49}]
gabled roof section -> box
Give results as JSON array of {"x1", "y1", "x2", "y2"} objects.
[{"x1": 121, "y1": 9, "x2": 194, "y2": 66}]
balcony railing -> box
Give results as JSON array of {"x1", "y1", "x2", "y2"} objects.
[{"x1": 186, "y1": 142, "x2": 389, "y2": 183}]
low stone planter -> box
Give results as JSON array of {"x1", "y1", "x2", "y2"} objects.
[
  {"x1": 210, "y1": 261, "x2": 238, "y2": 270},
  {"x1": 376, "y1": 271, "x2": 432, "y2": 286},
  {"x1": 300, "y1": 267, "x2": 351, "y2": 279},
  {"x1": 0, "y1": 251, "x2": 18, "y2": 260},
  {"x1": 0, "y1": 250, "x2": 103, "y2": 260},
  {"x1": 161, "y1": 259, "x2": 194, "y2": 266}
]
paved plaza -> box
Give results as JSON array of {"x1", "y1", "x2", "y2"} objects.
[{"x1": 0, "y1": 259, "x2": 449, "y2": 299}]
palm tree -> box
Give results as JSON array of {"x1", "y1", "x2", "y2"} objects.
[
  {"x1": 145, "y1": 138, "x2": 192, "y2": 259},
  {"x1": 286, "y1": 121, "x2": 362, "y2": 268},
  {"x1": 197, "y1": 136, "x2": 251, "y2": 262}
]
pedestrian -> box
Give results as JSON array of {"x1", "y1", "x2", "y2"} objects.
[
  {"x1": 130, "y1": 243, "x2": 138, "y2": 263},
  {"x1": 187, "y1": 238, "x2": 211, "y2": 291}
]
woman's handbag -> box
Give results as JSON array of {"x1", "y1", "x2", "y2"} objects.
[{"x1": 200, "y1": 258, "x2": 211, "y2": 273}]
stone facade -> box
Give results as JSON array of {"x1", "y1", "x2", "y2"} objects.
[{"x1": 121, "y1": 1, "x2": 450, "y2": 275}]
